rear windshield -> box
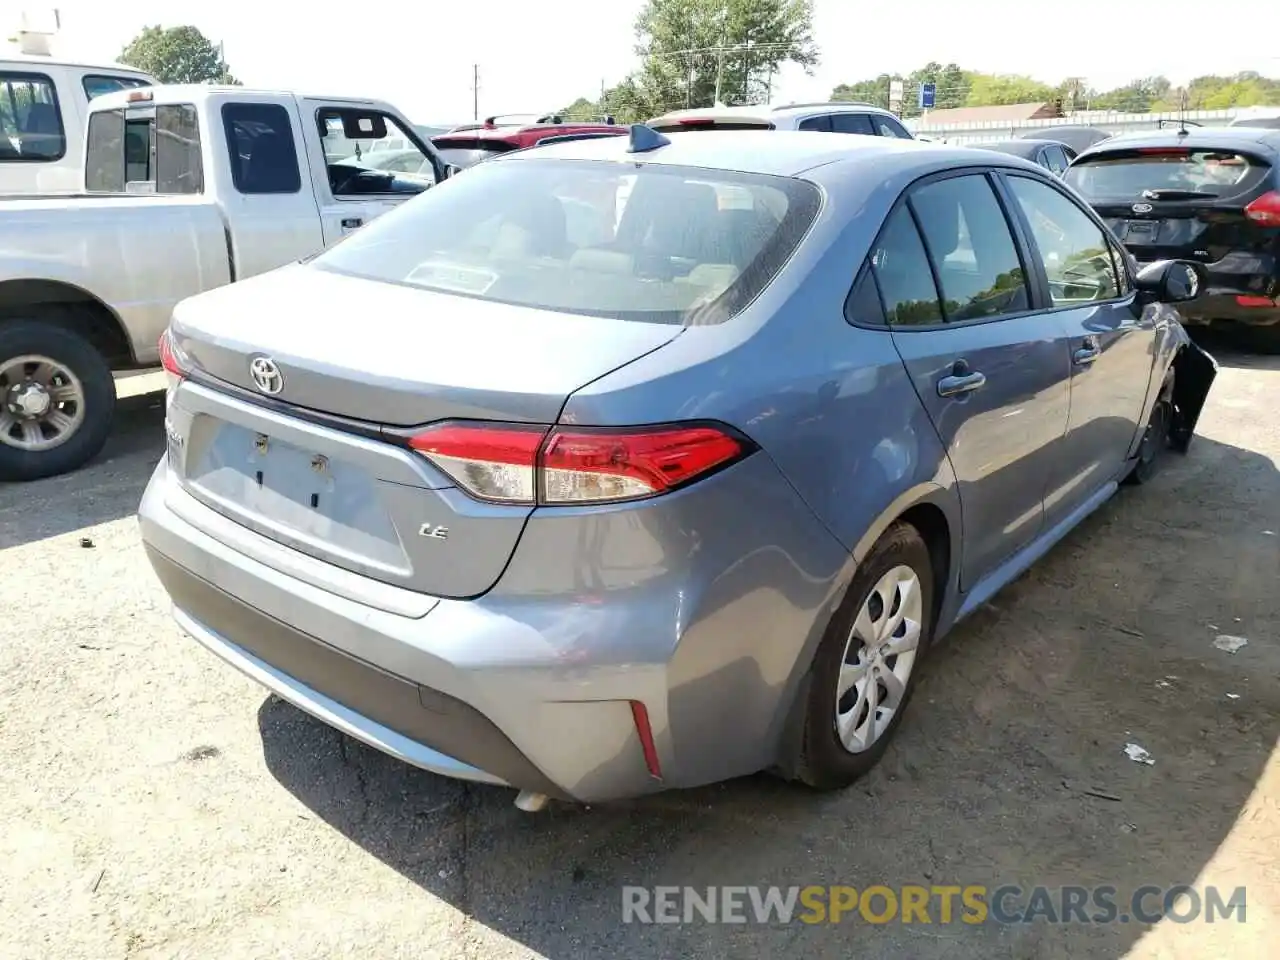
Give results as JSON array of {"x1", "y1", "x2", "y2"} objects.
[
  {"x1": 313, "y1": 157, "x2": 820, "y2": 325},
  {"x1": 649, "y1": 119, "x2": 775, "y2": 133},
  {"x1": 432, "y1": 137, "x2": 520, "y2": 169},
  {"x1": 1065, "y1": 148, "x2": 1269, "y2": 201}
]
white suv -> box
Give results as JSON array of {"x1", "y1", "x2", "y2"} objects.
[{"x1": 647, "y1": 101, "x2": 913, "y2": 139}]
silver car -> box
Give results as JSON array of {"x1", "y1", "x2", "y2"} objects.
[{"x1": 140, "y1": 128, "x2": 1214, "y2": 810}]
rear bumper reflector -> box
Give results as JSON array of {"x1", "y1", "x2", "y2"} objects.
[{"x1": 630, "y1": 700, "x2": 663, "y2": 780}]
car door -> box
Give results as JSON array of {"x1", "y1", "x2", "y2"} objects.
[
  {"x1": 875, "y1": 172, "x2": 1073, "y2": 589},
  {"x1": 1000, "y1": 173, "x2": 1158, "y2": 526},
  {"x1": 309, "y1": 105, "x2": 443, "y2": 246}
]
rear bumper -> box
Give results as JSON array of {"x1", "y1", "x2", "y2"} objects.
[
  {"x1": 138, "y1": 449, "x2": 849, "y2": 802},
  {"x1": 1176, "y1": 293, "x2": 1280, "y2": 326}
]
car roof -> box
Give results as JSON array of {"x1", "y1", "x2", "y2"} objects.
[
  {"x1": 1075, "y1": 126, "x2": 1280, "y2": 160},
  {"x1": 649, "y1": 101, "x2": 896, "y2": 125},
  {"x1": 973, "y1": 140, "x2": 1056, "y2": 158},
  {"x1": 498, "y1": 128, "x2": 1033, "y2": 180}
]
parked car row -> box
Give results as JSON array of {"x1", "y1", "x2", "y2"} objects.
[{"x1": 139, "y1": 124, "x2": 1217, "y2": 811}]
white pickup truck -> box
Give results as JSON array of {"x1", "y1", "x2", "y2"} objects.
[{"x1": 0, "y1": 82, "x2": 451, "y2": 480}]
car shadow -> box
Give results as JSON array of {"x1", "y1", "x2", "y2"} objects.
[
  {"x1": 1187, "y1": 327, "x2": 1280, "y2": 371},
  {"x1": 0, "y1": 393, "x2": 165, "y2": 549},
  {"x1": 258, "y1": 432, "x2": 1280, "y2": 959}
]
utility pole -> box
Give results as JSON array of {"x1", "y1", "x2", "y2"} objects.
[{"x1": 472, "y1": 64, "x2": 479, "y2": 121}]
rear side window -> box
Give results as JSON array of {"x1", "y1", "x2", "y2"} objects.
[
  {"x1": 909, "y1": 175, "x2": 1030, "y2": 321},
  {"x1": 831, "y1": 113, "x2": 875, "y2": 136},
  {"x1": 1065, "y1": 148, "x2": 1270, "y2": 201},
  {"x1": 0, "y1": 71, "x2": 64, "y2": 162},
  {"x1": 222, "y1": 102, "x2": 301, "y2": 194},
  {"x1": 870, "y1": 207, "x2": 944, "y2": 326},
  {"x1": 313, "y1": 158, "x2": 821, "y2": 326},
  {"x1": 83, "y1": 74, "x2": 151, "y2": 101},
  {"x1": 86, "y1": 103, "x2": 202, "y2": 194},
  {"x1": 799, "y1": 115, "x2": 833, "y2": 132},
  {"x1": 1007, "y1": 175, "x2": 1120, "y2": 305}
]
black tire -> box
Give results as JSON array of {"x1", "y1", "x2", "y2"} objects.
[
  {"x1": 795, "y1": 521, "x2": 935, "y2": 790},
  {"x1": 1124, "y1": 370, "x2": 1174, "y2": 487},
  {"x1": 0, "y1": 320, "x2": 116, "y2": 482}
]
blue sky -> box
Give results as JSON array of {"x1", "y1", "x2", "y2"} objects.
[{"x1": 34, "y1": 0, "x2": 1280, "y2": 123}]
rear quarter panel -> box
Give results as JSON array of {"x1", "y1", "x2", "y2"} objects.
[{"x1": 0, "y1": 197, "x2": 231, "y2": 364}]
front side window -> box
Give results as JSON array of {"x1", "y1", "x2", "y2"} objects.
[
  {"x1": 312, "y1": 158, "x2": 821, "y2": 326},
  {"x1": 222, "y1": 102, "x2": 301, "y2": 194},
  {"x1": 318, "y1": 108, "x2": 439, "y2": 197},
  {"x1": 909, "y1": 174, "x2": 1030, "y2": 322},
  {"x1": 874, "y1": 116, "x2": 912, "y2": 139},
  {"x1": 0, "y1": 72, "x2": 64, "y2": 162},
  {"x1": 1007, "y1": 175, "x2": 1120, "y2": 305},
  {"x1": 85, "y1": 103, "x2": 201, "y2": 194},
  {"x1": 82, "y1": 74, "x2": 151, "y2": 101},
  {"x1": 798, "y1": 115, "x2": 833, "y2": 132}
]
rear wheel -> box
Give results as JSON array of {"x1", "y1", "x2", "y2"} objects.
[
  {"x1": 1124, "y1": 370, "x2": 1174, "y2": 486},
  {"x1": 795, "y1": 522, "x2": 935, "y2": 790},
  {"x1": 0, "y1": 320, "x2": 116, "y2": 482}
]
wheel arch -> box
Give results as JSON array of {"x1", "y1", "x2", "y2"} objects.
[{"x1": 0, "y1": 278, "x2": 135, "y2": 369}]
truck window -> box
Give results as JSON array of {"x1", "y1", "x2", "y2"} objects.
[
  {"x1": 222, "y1": 102, "x2": 301, "y2": 194},
  {"x1": 0, "y1": 71, "x2": 65, "y2": 162},
  {"x1": 84, "y1": 103, "x2": 202, "y2": 194},
  {"x1": 82, "y1": 74, "x2": 152, "y2": 101},
  {"x1": 318, "y1": 107, "x2": 438, "y2": 198}
]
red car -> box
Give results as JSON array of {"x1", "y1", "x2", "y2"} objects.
[{"x1": 432, "y1": 113, "x2": 629, "y2": 168}]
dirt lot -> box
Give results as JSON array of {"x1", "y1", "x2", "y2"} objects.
[{"x1": 1, "y1": 342, "x2": 1277, "y2": 959}]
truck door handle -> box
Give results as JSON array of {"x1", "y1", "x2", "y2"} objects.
[
  {"x1": 937, "y1": 370, "x2": 987, "y2": 398},
  {"x1": 1073, "y1": 337, "x2": 1101, "y2": 366},
  {"x1": 341, "y1": 217, "x2": 363, "y2": 229}
]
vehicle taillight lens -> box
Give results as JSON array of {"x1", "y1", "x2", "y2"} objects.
[
  {"x1": 158, "y1": 327, "x2": 188, "y2": 393},
  {"x1": 408, "y1": 422, "x2": 749, "y2": 505},
  {"x1": 409, "y1": 423, "x2": 545, "y2": 503},
  {"x1": 1244, "y1": 190, "x2": 1280, "y2": 226}
]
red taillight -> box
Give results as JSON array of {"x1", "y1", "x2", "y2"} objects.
[
  {"x1": 1236, "y1": 295, "x2": 1276, "y2": 307},
  {"x1": 158, "y1": 327, "x2": 186, "y2": 380},
  {"x1": 1135, "y1": 148, "x2": 1189, "y2": 156},
  {"x1": 1244, "y1": 190, "x2": 1280, "y2": 227},
  {"x1": 677, "y1": 117, "x2": 715, "y2": 127},
  {"x1": 408, "y1": 421, "x2": 748, "y2": 505},
  {"x1": 409, "y1": 423, "x2": 545, "y2": 503}
]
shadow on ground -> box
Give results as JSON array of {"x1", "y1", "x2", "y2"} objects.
[
  {"x1": 259, "y1": 432, "x2": 1280, "y2": 959},
  {"x1": 0, "y1": 393, "x2": 164, "y2": 549}
]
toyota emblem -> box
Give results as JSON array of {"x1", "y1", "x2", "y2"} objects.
[
  {"x1": 249, "y1": 356, "x2": 284, "y2": 395},
  {"x1": 1132, "y1": 202, "x2": 1153, "y2": 214}
]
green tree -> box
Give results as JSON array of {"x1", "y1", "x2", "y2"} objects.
[
  {"x1": 119, "y1": 25, "x2": 241, "y2": 85},
  {"x1": 630, "y1": 0, "x2": 818, "y2": 116},
  {"x1": 963, "y1": 73, "x2": 1057, "y2": 107}
]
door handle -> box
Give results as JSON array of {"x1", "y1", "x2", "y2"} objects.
[
  {"x1": 1073, "y1": 337, "x2": 1101, "y2": 366},
  {"x1": 341, "y1": 217, "x2": 363, "y2": 229},
  {"x1": 937, "y1": 370, "x2": 987, "y2": 398}
]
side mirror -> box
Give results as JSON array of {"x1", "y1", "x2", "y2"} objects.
[
  {"x1": 1134, "y1": 259, "x2": 1204, "y2": 304},
  {"x1": 444, "y1": 164, "x2": 461, "y2": 179}
]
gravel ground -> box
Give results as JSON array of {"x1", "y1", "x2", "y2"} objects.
[{"x1": 1, "y1": 343, "x2": 1277, "y2": 959}]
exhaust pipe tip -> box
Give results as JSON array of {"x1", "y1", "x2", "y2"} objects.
[{"x1": 514, "y1": 790, "x2": 550, "y2": 812}]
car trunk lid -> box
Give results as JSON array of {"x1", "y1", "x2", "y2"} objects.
[{"x1": 165, "y1": 264, "x2": 682, "y2": 599}]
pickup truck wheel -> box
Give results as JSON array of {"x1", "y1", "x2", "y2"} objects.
[{"x1": 0, "y1": 321, "x2": 115, "y2": 482}]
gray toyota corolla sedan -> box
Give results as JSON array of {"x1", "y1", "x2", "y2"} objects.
[{"x1": 140, "y1": 126, "x2": 1216, "y2": 810}]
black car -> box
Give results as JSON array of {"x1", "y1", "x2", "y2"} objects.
[
  {"x1": 972, "y1": 138, "x2": 1076, "y2": 176},
  {"x1": 1020, "y1": 125, "x2": 1114, "y2": 154},
  {"x1": 1066, "y1": 127, "x2": 1280, "y2": 348}
]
